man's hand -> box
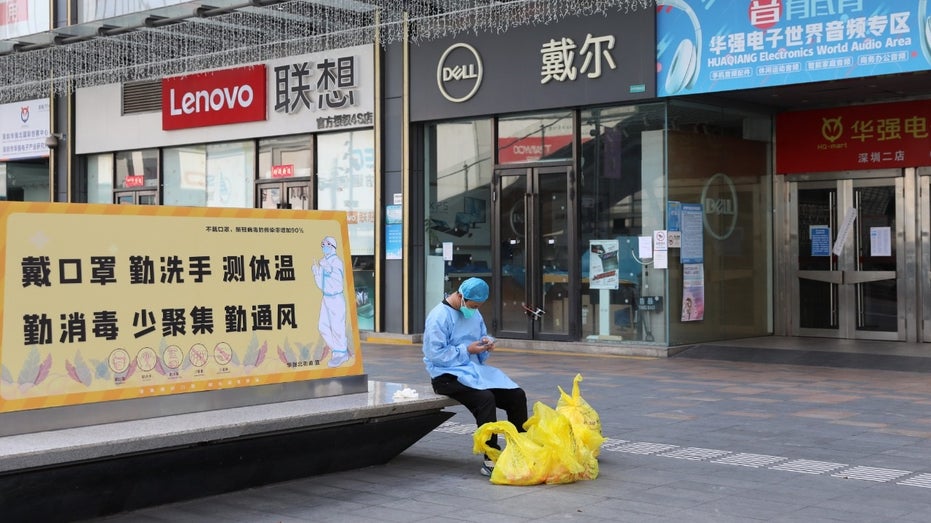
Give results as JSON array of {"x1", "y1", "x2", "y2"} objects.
[
  {"x1": 481, "y1": 336, "x2": 496, "y2": 351},
  {"x1": 467, "y1": 340, "x2": 488, "y2": 354},
  {"x1": 467, "y1": 337, "x2": 495, "y2": 354}
]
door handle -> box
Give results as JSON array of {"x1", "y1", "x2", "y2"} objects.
[
  {"x1": 798, "y1": 270, "x2": 843, "y2": 284},
  {"x1": 521, "y1": 303, "x2": 546, "y2": 320},
  {"x1": 843, "y1": 270, "x2": 896, "y2": 284}
]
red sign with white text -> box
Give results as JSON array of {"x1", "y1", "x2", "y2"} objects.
[
  {"x1": 271, "y1": 164, "x2": 294, "y2": 178},
  {"x1": 497, "y1": 136, "x2": 573, "y2": 164},
  {"x1": 124, "y1": 175, "x2": 144, "y2": 188},
  {"x1": 776, "y1": 100, "x2": 931, "y2": 174},
  {"x1": 0, "y1": 0, "x2": 28, "y2": 26},
  {"x1": 162, "y1": 65, "x2": 267, "y2": 130}
]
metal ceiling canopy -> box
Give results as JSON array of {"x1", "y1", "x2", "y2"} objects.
[{"x1": 0, "y1": 0, "x2": 652, "y2": 103}]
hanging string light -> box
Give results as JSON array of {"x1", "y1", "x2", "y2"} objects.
[{"x1": 0, "y1": 0, "x2": 652, "y2": 103}]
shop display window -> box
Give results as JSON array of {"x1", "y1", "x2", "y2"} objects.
[
  {"x1": 164, "y1": 145, "x2": 206, "y2": 207},
  {"x1": 205, "y1": 141, "x2": 255, "y2": 209},
  {"x1": 424, "y1": 119, "x2": 494, "y2": 309},
  {"x1": 579, "y1": 102, "x2": 772, "y2": 345},
  {"x1": 86, "y1": 153, "x2": 114, "y2": 204},
  {"x1": 579, "y1": 104, "x2": 665, "y2": 343},
  {"x1": 1, "y1": 161, "x2": 51, "y2": 202},
  {"x1": 316, "y1": 129, "x2": 375, "y2": 330}
]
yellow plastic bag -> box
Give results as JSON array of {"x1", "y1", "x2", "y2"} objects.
[
  {"x1": 523, "y1": 401, "x2": 585, "y2": 484},
  {"x1": 473, "y1": 421, "x2": 549, "y2": 485},
  {"x1": 556, "y1": 373, "x2": 605, "y2": 457}
]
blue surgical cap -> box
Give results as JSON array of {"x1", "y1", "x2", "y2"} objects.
[{"x1": 459, "y1": 277, "x2": 489, "y2": 302}]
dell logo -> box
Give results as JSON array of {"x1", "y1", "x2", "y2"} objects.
[
  {"x1": 701, "y1": 172, "x2": 738, "y2": 240},
  {"x1": 442, "y1": 63, "x2": 479, "y2": 82},
  {"x1": 437, "y1": 43, "x2": 483, "y2": 103}
]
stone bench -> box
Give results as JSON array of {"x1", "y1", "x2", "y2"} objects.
[{"x1": 0, "y1": 380, "x2": 459, "y2": 522}]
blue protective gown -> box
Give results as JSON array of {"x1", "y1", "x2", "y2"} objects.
[{"x1": 422, "y1": 300, "x2": 519, "y2": 390}]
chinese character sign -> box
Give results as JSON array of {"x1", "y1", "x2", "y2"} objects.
[
  {"x1": 540, "y1": 34, "x2": 617, "y2": 84},
  {"x1": 776, "y1": 99, "x2": 931, "y2": 173},
  {"x1": 409, "y1": 8, "x2": 654, "y2": 121},
  {"x1": 657, "y1": 0, "x2": 930, "y2": 97},
  {"x1": 0, "y1": 203, "x2": 363, "y2": 414},
  {"x1": 268, "y1": 46, "x2": 375, "y2": 131},
  {"x1": 0, "y1": 97, "x2": 50, "y2": 161},
  {"x1": 0, "y1": 0, "x2": 49, "y2": 40}
]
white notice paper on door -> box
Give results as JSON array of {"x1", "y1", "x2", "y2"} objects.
[
  {"x1": 870, "y1": 227, "x2": 891, "y2": 257},
  {"x1": 832, "y1": 207, "x2": 857, "y2": 256},
  {"x1": 638, "y1": 236, "x2": 653, "y2": 259}
]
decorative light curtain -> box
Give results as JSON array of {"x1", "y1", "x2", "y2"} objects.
[{"x1": 0, "y1": 0, "x2": 652, "y2": 103}]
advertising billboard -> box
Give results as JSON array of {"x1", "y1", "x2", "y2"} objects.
[
  {"x1": 657, "y1": 0, "x2": 931, "y2": 97},
  {"x1": 0, "y1": 203, "x2": 363, "y2": 414}
]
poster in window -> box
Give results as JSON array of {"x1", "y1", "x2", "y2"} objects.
[
  {"x1": 681, "y1": 263, "x2": 704, "y2": 322},
  {"x1": 588, "y1": 239, "x2": 619, "y2": 290}
]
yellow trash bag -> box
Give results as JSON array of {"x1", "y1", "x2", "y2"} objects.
[
  {"x1": 523, "y1": 401, "x2": 586, "y2": 484},
  {"x1": 473, "y1": 421, "x2": 550, "y2": 485},
  {"x1": 556, "y1": 373, "x2": 605, "y2": 458}
]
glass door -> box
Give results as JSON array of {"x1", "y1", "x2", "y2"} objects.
[
  {"x1": 114, "y1": 190, "x2": 158, "y2": 205},
  {"x1": 790, "y1": 176, "x2": 904, "y2": 340},
  {"x1": 257, "y1": 181, "x2": 312, "y2": 209},
  {"x1": 493, "y1": 164, "x2": 573, "y2": 340},
  {"x1": 921, "y1": 173, "x2": 931, "y2": 342}
]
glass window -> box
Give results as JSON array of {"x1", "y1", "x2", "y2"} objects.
[
  {"x1": 317, "y1": 129, "x2": 375, "y2": 331},
  {"x1": 664, "y1": 101, "x2": 772, "y2": 345},
  {"x1": 1, "y1": 161, "x2": 49, "y2": 202},
  {"x1": 86, "y1": 153, "x2": 114, "y2": 203},
  {"x1": 579, "y1": 104, "x2": 665, "y2": 343},
  {"x1": 115, "y1": 149, "x2": 159, "y2": 189},
  {"x1": 425, "y1": 119, "x2": 494, "y2": 309},
  {"x1": 579, "y1": 101, "x2": 772, "y2": 345},
  {"x1": 497, "y1": 111, "x2": 573, "y2": 164},
  {"x1": 206, "y1": 141, "x2": 255, "y2": 208},
  {"x1": 163, "y1": 145, "x2": 206, "y2": 206},
  {"x1": 258, "y1": 135, "x2": 313, "y2": 179},
  {"x1": 316, "y1": 130, "x2": 375, "y2": 255}
]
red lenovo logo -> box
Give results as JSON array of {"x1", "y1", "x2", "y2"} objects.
[{"x1": 162, "y1": 65, "x2": 267, "y2": 130}]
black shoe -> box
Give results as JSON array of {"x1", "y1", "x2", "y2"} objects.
[{"x1": 480, "y1": 459, "x2": 495, "y2": 477}]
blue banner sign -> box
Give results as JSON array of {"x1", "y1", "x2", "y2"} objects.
[{"x1": 657, "y1": 0, "x2": 931, "y2": 97}]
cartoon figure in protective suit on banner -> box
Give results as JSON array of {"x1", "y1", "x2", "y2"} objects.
[{"x1": 313, "y1": 236, "x2": 352, "y2": 367}]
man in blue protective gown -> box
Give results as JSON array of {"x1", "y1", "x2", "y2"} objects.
[{"x1": 422, "y1": 277, "x2": 528, "y2": 477}]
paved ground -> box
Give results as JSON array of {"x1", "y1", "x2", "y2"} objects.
[{"x1": 88, "y1": 342, "x2": 931, "y2": 522}]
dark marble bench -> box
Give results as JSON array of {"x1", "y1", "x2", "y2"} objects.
[{"x1": 0, "y1": 380, "x2": 459, "y2": 523}]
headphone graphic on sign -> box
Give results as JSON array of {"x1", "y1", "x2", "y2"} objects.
[
  {"x1": 920, "y1": 0, "x2": 931, "y2": 64},
  {"x1": 658, "y1": 0, "x2": 703, "y2": 95}
]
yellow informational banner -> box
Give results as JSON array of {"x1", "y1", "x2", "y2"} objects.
[{"x1": 0, "y1": 202, "x2": 363, "y2": 413}]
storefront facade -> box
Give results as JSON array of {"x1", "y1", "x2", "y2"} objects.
[
  {"x1": 775, "y1": 101, "x2": 931, "y2": 343},
  {"x1": 74, "y1": 45, "x2": 378, "y2": 331},
  {"x1": 7, "y1": 0, "x2": 931, "y2": 350},
  {"x1": 409, "y1": 7, "x2": 774, "y2": 346}
]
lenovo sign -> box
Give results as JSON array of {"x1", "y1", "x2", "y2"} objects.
[{"x1": 162, "y1": 66, "x2": 267, "y2": 130}]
